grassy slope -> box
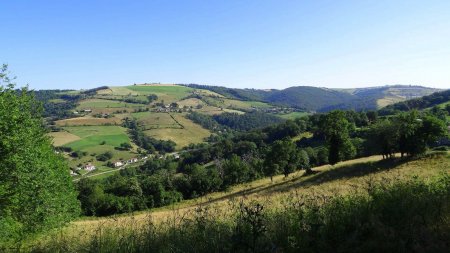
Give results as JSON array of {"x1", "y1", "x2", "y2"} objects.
[
  {"x1": 65, "y1": 152, "x2": 449, "y2": 235},
  {"x1": 126, "y1": 85, "x2": 193, "y2": 103},
  {"x1": 143, "y1": 113, "x2": 211, "y2": 149}
]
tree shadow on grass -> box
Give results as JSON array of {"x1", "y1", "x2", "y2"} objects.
[
  {"x1": 263, "y1": 157, "x2": 413, "y2": 195},
  {"x1": 200, "y1": 157, "x2": 416, "y2": 206}
]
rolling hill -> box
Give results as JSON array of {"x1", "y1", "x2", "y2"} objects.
[
  {"x1": 186, "y1": 84, "x2": 440, "y2": 112},
  {"x1": 36, "y1": 83, "x2": 445, "y2": 181}
]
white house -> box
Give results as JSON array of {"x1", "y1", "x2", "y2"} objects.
[
  {"x1": 84, "y1": 163, "x2": 96, "y2": 171},
  {"x1": 173, "y1": 154, "x2": 180, "y2": 159},
  {"x1": 127, "y1": 158, "x2": 138, "y2": 164},
  {"x1": 114, "y1": 161, "x2": 124, "y2": 167},
  {"x1": 70, "y1": 170, "x2": 77, "y2": 176}
]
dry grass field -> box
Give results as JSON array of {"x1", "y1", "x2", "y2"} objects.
[
  {"x1": 55, "y1": 116, "x2": 122, "y2": 126},
  {"x1": 49, "y1": 131, "x2": 81, "y2": 146},
  {"x1": 143, "y1": 113, "x2": 211, "y2": 148},
  {"x1": 61, "y1": 152, "x2": 449, "y2": 238}
]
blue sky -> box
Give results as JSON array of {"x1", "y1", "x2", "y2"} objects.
[{"x1": 1, "y1": 0, "x2": 450, "y2": 90}]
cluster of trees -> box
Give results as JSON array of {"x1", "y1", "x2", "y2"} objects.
[
  {"x1": 96, "y1": 151, "x2": 113, "y2": 161},
  {"x1": 123, "y1": 118, "x2": 176, "y2": 153},
  {"x1": 0, "y1": 65, "x2": 80, "y2": 245},
  {"x1": 186, "y1": 111, "x2": 224, "y2": 131},
  {"x1": 80, "y1": 86, "x2": 109, "y2": 96},
  {"x1": 379, "y1": 89, "x2": 450, "y2": 115},
  {"x1": 369, "y1": 111, "x2": 447, "y2": 158},
  {"x1": 33, "y1": 90, "x2": 82, "y2": 120},
  {"x1": 185, "y1": 84, "x2": 267, "y2": 101},
  {"x1": 212, "y1": 111, "x2": 283, "y2": 131}
]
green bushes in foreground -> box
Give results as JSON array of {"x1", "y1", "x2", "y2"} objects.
[{"x1": 27, "y1": 173, "x2": 450, "y2": 253}]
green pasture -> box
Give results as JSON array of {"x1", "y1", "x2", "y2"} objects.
[
  {"x1": 126, "y1": 85, "x2": 193, "y2": 102},
  {"x1": 275, "y1": 111, "x2": 309, "y2": 119}
]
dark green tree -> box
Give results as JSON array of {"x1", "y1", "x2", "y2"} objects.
[
  {"x1": 369, "y1": 119, "x2": 398, "y2": 159},
  {"x1": 322, "y1": 111, "x2": 355, "y2": 165},
  {"x1": 0, "y1": 65, "x2": 80, "y2": 244}
]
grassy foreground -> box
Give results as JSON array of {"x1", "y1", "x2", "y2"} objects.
[{"x1": 12, "y1": 153, "x2": 450, "y2": 252}]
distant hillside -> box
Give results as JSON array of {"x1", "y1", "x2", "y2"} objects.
[
  {"x1": 346, "y1": 85, "x2": 441, "y2": 108},
  {"x1": 186, "y1": 84, "x2": 440, "y2": 112},
  {"x1": 379, "y1": 89, "x2": 450, "y2": 115},
  {"x1": 264, "y1": 86, "x2": 357, "y2": 112}
]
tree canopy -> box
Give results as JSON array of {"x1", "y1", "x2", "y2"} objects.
[{"x1": 0, "y1": 65, "x2": 80, "y2": 245}]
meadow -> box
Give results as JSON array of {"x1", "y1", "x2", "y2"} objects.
[
  {"x1": 55, "y1": 116, "x2": 122, "y2": 126},
  {"x1": 63, "y1": 125, "x2": 131, "y2": 150},
  {"x1": 143, "y1": 113, "x2": 211, "y2": 149},
  {"x1": 275, "y1": 111, "x2": 309, "y2": 120},
  {"x1": 25, "y1": 152, "x2": 450, "y2": 252},
  {"x1": 132, "y1": 112, "x2": 180, "y2": 129},
  {"x1": 126, "y1": 85, "x2": 194, "y2": 102}
]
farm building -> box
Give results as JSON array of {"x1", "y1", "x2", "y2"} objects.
[
  {"x1": 127, "y1": 158, "x2": 138, "y2": 164},
  {"x1": 84, "y1": 163, "x2": 96, "y2": 171},
  {"x1": 114, "y1": 161, "x2": 124, "y2": 167}
]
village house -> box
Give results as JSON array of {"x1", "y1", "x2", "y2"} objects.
[
  {"x1": 127, "y1": 158, "x2": 138, "y2": 164},
  {"x1": 70, "y1": 170, "x2": 77, "y2": 176},
  {"x1": 114, "y1": 161, "x2": 124, "y2": 167},
  {"x1": 84, "y1": 163, "x2": 96, "y2": 171}
]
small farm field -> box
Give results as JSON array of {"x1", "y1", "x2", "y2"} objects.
[
  {"x1": 55, "y1": 116, "x2": 122, "y2": 126},
  {"x1": 63, "y1": 126, "x2": 131, "y2": 151},
  {"x1": 143, "y1": 113, "x2": 211, "y2": 149},
  {"x1": 132, "y1": 112, "x2": 181, "y2": 129},
  {"x1": 274, "y1": 111, "x2": 309, "y2": 119},
  {"x1": 49, "y1": 131, "x2": 81, "y2": 146},
  {"x1": 126, "y1": 85, "x2": 193, "y2": 102}
]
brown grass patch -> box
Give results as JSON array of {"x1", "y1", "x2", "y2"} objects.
[
  {"x1": 48, "y1": 131, "x2": 81, "y2": 146},
  {"x1": 55, "y1": 116, "x2": 122, "y2": 126}
]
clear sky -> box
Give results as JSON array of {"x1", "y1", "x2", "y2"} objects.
[{"x1": 1, "y1": 0, "x2": 450, "y2": 90}]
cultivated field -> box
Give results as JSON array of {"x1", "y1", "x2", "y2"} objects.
[
  {"x1": 63, "y1": 126, "x2": 131, "y2": 151},
  {"x1": 143, "y1": 113, "x2": 211, "y2": 148}
]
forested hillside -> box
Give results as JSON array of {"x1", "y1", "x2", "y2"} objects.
[
  {"x1": 186, "y1": 84, "x2": 440, "y2": 112},
  {"x1": 379, "y1": 89, "x2": 450, "y2": 115}
]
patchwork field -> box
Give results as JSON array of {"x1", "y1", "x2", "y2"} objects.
[
  {"x1": 144, "y1": 113, "x2": 211, "y2": 149},
  {"x1": 57, "y1": 126, "x2": 136, "y2": 172},
  {"x1": 46, "y1": 84, "x2": 284, "y2": 173}
]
